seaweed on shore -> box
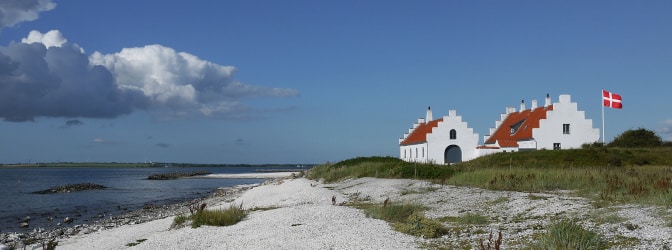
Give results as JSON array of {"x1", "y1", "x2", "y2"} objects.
[
  {"x1": 32, "y1": 183, "x2": 107, "y2": 194},
  {"x1": 147, "y1": 171, "x2": 212, "y2": 180}
]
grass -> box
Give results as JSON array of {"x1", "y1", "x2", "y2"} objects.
[
  {"x1": 358, "y1": 202, "x2": 449, "y2": 238},
  {"x1": 172, "y1": 204, "x2": 246, "y2": 229},
  {"x1": 307, "y1": 156, "x2": 455, "y2": 183},
  {"x1": 447, "y1": 165, "x2": 672, "y2": 206},
  {"x1": 308, "y1": 151, "x2": 672, "y2": 206},
  {"x1": 400, "y1": 186, "x2": 439, "y2": 195},
  {"x1": 528, "y1": 220, "x2": 606, "y2": 250},
  {"x1": 439, "y1": 213, "x2": 491, "y2": 225}
]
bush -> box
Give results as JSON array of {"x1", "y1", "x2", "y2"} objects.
[{"x1": 609, "y1": 128, "x2": 663, "y2": 148}]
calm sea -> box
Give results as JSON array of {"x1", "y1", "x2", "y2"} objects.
[{"x1": 0, "y1": 165, "x2": 310, "y2": 233}]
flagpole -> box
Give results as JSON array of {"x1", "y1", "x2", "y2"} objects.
[{"x1": 601, "y1": 89, "x2": 605, "y2": 144}]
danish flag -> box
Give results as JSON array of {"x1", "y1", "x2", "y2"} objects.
[{"x1": 602, "y1": 89, "x2": 622, "y2": 109}]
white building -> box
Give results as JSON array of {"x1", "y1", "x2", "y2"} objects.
[
  {"x1": 399, "y1": 107, "x2": 479, "y2": 164},
  {"x1": 399, "y1": 94, "x2": 600, "y2": 163}
]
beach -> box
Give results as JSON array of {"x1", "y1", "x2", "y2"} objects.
[
  {"x1": 4, "y1": 174, "x2": 671, "y2": 249},
  {"x1": 55, "y1": 177, "x2": 419, "y2": 250}
]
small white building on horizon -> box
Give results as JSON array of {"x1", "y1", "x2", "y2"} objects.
[{"x1": 399, "y1": 94, "x2": 600, "y2": 164}]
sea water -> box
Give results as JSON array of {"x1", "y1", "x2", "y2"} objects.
[{"x1": 0, "y1": 165, "x2": 310, "y2": 232}]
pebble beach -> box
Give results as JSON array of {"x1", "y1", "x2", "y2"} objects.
[{"x1": 3, "y1": 174, "x2": 671, "y2": 249}]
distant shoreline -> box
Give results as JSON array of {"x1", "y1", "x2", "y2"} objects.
[
  {"x1": 0, "y1": 163, "x2": 315, "y2": 169},
  {"x1": 195, "y1": 172, "x2": 301, "y2": 179}
]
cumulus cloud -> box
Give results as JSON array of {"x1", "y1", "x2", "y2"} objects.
[
  {"x1": 0, "y1": 30, "x2": 298, "y2": 122},
  {"x1": 0, "y1": 0, "x2": 55, "y2": 31},
  {"x1": 90, "y1": 44, "x2": 298, "y2": 118},
  {"x1": 21, "y1": 30, "x2": 74, "y2": 50},
  {"x1": 0, "y1": 31, "x2": 148, "y2": 121}
]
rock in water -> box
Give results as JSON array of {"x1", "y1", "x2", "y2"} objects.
[{"x1": 31, "y1": 183, "x2": 107, "y2": 194}]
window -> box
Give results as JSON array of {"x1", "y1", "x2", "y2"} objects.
[
  {"x1": 510, "y1": 119, "x2": 526, "y2": 135},
  {"x1": 404, "y1": 149, "x2": 407, "y2": 158},
  {"x1": 553, "y1": 143, "x2": 561, "y2": 150},
  {"x1": 563, "y1": 124, "x2": 570, "y2": 134},
  {"x1": 422, "y1": 147, "x2": 425, "y2": 157},
  {"x1": 415, "y1": 148, "x2": 418, "y2": 158},
  {"x1": 450, "y1": 129, "x2": 457, "y2": 140}
]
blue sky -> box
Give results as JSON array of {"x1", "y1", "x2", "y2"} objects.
[{"x1": 0, "y1": 0, "x2": 670, "y2": 164}]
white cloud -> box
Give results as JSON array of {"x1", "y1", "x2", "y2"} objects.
[
  {"x1": 0, "y1": 0, "x2": 55, "y2": 30},
  {"x1": 90, "y1": 44, "x2": 298, "y2": 117},
  {"x1": 21, "y1": 30, "x2": 65, "y2": 48},
  {"x1": 0, "y1": 30, "x2": 148, "y2": 121},
  {"x1": 0, "y1": 30, "x2": 298, "y2": 121}
]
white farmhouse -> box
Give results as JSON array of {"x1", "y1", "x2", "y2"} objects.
[
  {"x1": 399, "y1": 94, "x2": 600, "y2": 164},
  {"x1": 399, "y1": 107, "x2": 479, "y2": 164}
]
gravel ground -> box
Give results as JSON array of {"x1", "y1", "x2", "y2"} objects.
[
  {"x1": 11, "y1": 177, "x2": 671, "y2": 249},
  {"x1": 332, "y1": 177, "x2": 672, "y2": 249}
]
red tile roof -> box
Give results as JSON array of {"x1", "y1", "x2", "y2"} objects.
[
  {"x1": 400, "y1": 118, "x2": 443, "y2": 145},
  {"x1": 484, "y1": 105, "x2": 553, "y2": 147}
]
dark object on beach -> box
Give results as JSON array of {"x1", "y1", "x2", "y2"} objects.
[
  {"x1": 146, "y1": 171, "x2": 212, "y2": 180},
  {"x1": 32, "y1": 183, "x2": 107, "y2": 194},
  {"x1": 188, "y1": 202, "x2": 207, "y2": 215},
  {"x1": 332, "y1": 195, "x2": 336, "y2": 205}
]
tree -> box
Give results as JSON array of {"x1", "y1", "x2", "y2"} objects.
[{"x1": 608, "y1": 128, "x2": 662, "y2": 147}]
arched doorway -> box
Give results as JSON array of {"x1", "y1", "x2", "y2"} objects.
[{"x1": 444, "y1": 145, "x2": 462, "y2": 164}]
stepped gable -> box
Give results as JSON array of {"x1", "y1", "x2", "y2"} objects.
[
  {"x1": 484, "y1": 105, "x2": 553, "y2": 147},
  {"x1": 400, "y1": 118, "x2": 443, "y2": 145}
]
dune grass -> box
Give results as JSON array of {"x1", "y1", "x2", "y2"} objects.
[
  {"x1": 447, "y1": 165, "x2": 672, "y2": 206},
  {"x1": 308, "y1": 156, "x2": 454, "y2": 183},
  {"x1": 528, "y1": 220, "x2": 606, "y2": 250},
  {"x1": 172, "y1": 204, "x2": 246, "y2": 229},
  {"x1": 308, "y1": 151, "x2": 672, "y2": 207},
  {"x1": 357, "y1": 202, "x2": 449, "y2": 238}
]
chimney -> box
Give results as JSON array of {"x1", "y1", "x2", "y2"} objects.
[
  {"x1": 544, "y1": 93, "x2": 551, "y2": 107},
  {"x1": 520, "y1": 99, "x2": 526, "y2": 111},
  {"x1": 531, "y1": 100, "x2": 538, "y2": 109},
  {"x1": 426, "y1": 106, "x2": 432, "y2": 123}
]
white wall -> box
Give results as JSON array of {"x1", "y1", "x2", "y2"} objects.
[
  {"x1": 534, "y1": 95, "x2": 600, "y2": 149},
  {"x1": 400, "y1": 143, "x2": 429, "y2": 163},
  {"x1": 425, "y1": 110, "x2": 479, "y2": 163}
]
